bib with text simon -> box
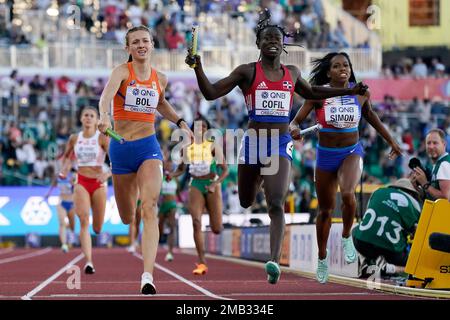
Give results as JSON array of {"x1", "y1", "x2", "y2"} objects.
[{"x1": 323, "y1": 96, "x2": 360, "y2": 129}]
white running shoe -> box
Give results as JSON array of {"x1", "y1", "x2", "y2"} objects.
[
  {"x1": 141, "y1": 272, "x2": 156, "y2": 295},
  {"x1": 126, "y1": 245, "x2": 136, "y2": 253},
  {"x1": 61, "y1": 244, "x2": 69, "y2": 253},
  {"x1": 165, "y1": 252, "x2": 174, "y2": 262}
]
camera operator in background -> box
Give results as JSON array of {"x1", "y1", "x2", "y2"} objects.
[{"x1": 410, "y1": 129, "x2": 450, "y2": 201}]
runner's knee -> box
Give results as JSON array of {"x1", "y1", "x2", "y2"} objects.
[{"x1": 192, "y1": 217, "x2": 202, "y2": 232}]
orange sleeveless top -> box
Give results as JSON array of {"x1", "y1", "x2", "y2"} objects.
[{"x1": 113, "y1": 62, "x2": 162, "y2": 123}]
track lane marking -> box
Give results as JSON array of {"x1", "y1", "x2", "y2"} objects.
[
  {"x1": 133, "y1": 252, "x2": 232, "y2": 300},
  {"x1": 0, "y1": 248, "x2": 52, "y2": 265},
  {"x1": 21, "y1": 253, "x2": 84, "y2": 300}
]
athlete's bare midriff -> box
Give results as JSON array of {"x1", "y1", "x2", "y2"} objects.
[
  {"x1": 114, "y1": 120, "x2": 156, "y2": 140},
  {"x1": 191, "y1": 172, "x2": 216, "y2": 180},
  {"x1": 248, "y1": 120, "x2": 289, "y2": 136},
  {"x1": 77, "y1": 166, "x2": 103, "y2": 179},
  {"x1": 162, "y1": 194, "x2": 177, "y2": 202},
  {"x1": 318, "y1": 131, "x2": 359, "y2": 148}
]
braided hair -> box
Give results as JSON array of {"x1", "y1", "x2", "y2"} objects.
[
  {"x1": 309, "y1": 52, "x2": 357, "y2": 86},
  {"x1": 255, "y1": 8, "x2": 298, "y2": 56}
]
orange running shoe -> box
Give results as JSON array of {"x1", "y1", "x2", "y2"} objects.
[{"x1": 192, "y1": 263, "x2": 208, "y2": 275}]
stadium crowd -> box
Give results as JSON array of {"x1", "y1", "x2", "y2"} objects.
[
  {"x1": 1, "y1": 0, "x2": 364, "y2": 50},
  {"x1": 1, "y1": 67, "x2": 449, "y2": 216}
]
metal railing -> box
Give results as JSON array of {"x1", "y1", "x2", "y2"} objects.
[{"x1": 0, "y1": 44, "x2": 382, "y2": 75}]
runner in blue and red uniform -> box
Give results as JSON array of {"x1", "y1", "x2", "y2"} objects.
[
  {"x1": 289, "y1": 52, "x2": 402, "y2": 284},
  {"x1": 186, "y1": 12, "x2": 368, "y2": 284}
]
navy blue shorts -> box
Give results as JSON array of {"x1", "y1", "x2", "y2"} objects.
[
  {"x1": 109, "y1": 134, "x2": 163, "y2": 174},
  {"x1": 316, "y1": 142, "x2": 364, "y2": 172},
  {"x1": 238, "y1": 132, "x2": 293, "y2": 165},
  {"x1": 60, "y1": 200, "x2": 73, "y2": 212}
]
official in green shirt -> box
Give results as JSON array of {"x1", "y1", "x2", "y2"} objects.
[{"x1": 352, "y1": 178, "x2": 422, "y2": 275}]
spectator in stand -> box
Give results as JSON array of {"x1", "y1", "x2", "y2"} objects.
[
  {"x1": 431, "y1": 58, "x2": 446, "y2": 78},
  {"x1": 411, "y1": 57, "x2": 428, "y2": 79},
  {"x1": 0, "y1": 69, "x2": 18, "y2": 114},
  {"x1": 29, "y1": 75, "x2": 44, "y2": 117},
  {"x1": 165, "y1": 24, "x2": 185, "y2": 51}
]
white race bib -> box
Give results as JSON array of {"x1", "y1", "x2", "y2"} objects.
[
  {"x1": 189, "y1": 161, "x2": 211, "y2": 177},
  {"x1": 77, "y1": 146, "x2": 97, "y2": 165},
  {"x1": 124, "y1": 86, "x2": 159, "y2": 114},
  {"x1": 324, "y1": 97, "x2": 359, "y2": 128},
  {"x1": 255, "y1": 90, "x2": 291, "y2": 117}
]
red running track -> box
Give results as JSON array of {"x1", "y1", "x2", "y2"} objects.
[{"x1": 0, "y1": 247, "x2": 433, "y2": 300}]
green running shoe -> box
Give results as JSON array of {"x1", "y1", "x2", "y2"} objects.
[
  {"x1": 342, "y1": 236, "x2": 357, "y2": 264},
  {"x1": 316, "y1": 249, "x2": 329, "y2": 284},
  {"x1": 265, "y1": 261, "x2": 281, "y2": 284}
]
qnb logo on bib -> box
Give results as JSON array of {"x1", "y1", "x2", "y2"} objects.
[
  {"x1": 324, "y1": 97, "x2": 360, "y2": 128},
  {"x1": 255, "y1": 90, "x2": 291, "y2": 117},
  {"x1": 124, "y1": 86, "x2": 159, "y2": 114},
  {"x1": 79, "y1": 146, "x2": 97, "y2": 164}
]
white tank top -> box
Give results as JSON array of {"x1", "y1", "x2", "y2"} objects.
[
  {"x1": 161, "y1": 178, "x2": 177, "y2": 196},
  {"x1": 74, "y1": 130, "x2": 106, "y2": 167}
]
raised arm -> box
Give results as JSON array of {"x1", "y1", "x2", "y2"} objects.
[
  {"x1": 361, "y1": 90, "x2": 402, "y2": 159},
  {"x1": 186, "y1": 54, "x2": 247, "y2": 100}
]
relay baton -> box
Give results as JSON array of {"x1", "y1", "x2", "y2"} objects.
[
  {"x1": 300, "y1": 123, "x2": 322, "y2": 135},
  {"x1": 105, "y1": 128, "x2": 125, "y2": 144},
  {"x1": 189, "y1": 24, "x2": 199, "y2": 68}
]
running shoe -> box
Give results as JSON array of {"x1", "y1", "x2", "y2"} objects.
[
  {"x1": 141, "y1": 272, "x2": 156, "y2": 295},
  {"x1": 61, "y1": 244, "x2": 69, "y2": 253},
  {"x1": 376, "y1": 256, "x2": 397, "y2": 276},
  {"x1": 264, "y1": 261, "x2": 281, "y2": 284},
  {"x1": 84, "y1": 262, "x2": 95, "y2": 274},
  {"x1": 165, "y1": 252, "x2": 174, "y2": 262},
  {"x1": 342, "y1": 236, "x2": 357, "y2": 264},
  {"x1": 126, "y1": 245, "x2": 136, "y2": 253},
  {"x1": 316, "y1": 249, "x2": 329, "y2": 284},
  {"x1": 192, "y1": 263, "x2": 208, "y2": 275}
]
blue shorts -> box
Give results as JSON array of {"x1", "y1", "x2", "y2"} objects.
[
  {"x1": 109, "y1": 134, "x2": 163, "y2": 174},
  {"x1": 60, "y1": 200, "x2": 73, "y2": 212},
  {"x1": 238, "y1": 132, "x2": 293, "y2": 165},
  {"x1": 316, "y1": 142, "x2": 364, "y2": 172}
]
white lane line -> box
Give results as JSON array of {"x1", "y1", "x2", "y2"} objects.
[
  {"x1": 133, "y1": 252, "x2": 232, "y2": 301},
  {"x1": 0, "y1": 248, "x2": 52, "y2": 265},
  {"x1": 229, "y1": 292, "x2": 381, "y2": 296},
  {"x1": 21, "y1": 253, "x2": 84, "y2": 300},
  {"x1": 0, "y1": 248, "x2": 14, "y2": 255},
  {"x1": 49, "y1": 293, "x2": 199, "y2": 298},
  {"x1": 47, "y1": 292, "x2": 380, "y2": 298}
]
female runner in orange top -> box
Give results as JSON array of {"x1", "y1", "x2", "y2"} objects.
[{"x1": 98, "y1": 25, "x2": 192, "y2": 295}]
